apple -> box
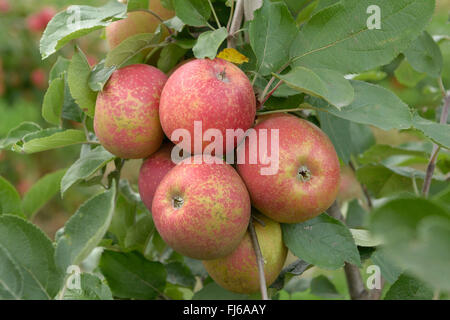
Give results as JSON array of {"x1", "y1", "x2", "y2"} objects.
[
  {"x1": 106, "y1": 1, "x2": 174, "y2": 49},
  {"x1": 0, "y1": 0, "x2": 10, "y2": 13},
  {"x1": 26, "y1": 7, "x2": 56, "y2": 33},
  {"x1": 159, "y1": 58, "x2": 256, "y2": 156},
  {"x1": 203, "y1": 214, "x2": 287, "y2": 294},
  {"x1": 337, "y1": 166, "x2": 363, "y2": 203},
  {"x1": 94, "y1": 64, "x2": 167, "y2": 159},
  {"x1": 30, "y1": 68, "x2": 47, "y2": 89},
  {"x1": 237, "y1": 114, "x2": 340, "y2": 223},
  {"x1": 138, "y1": 143, "x2": 177, "y2": 210},
  {"x1": 152, "y1": 155, "x2": 251, "y2": 260}
]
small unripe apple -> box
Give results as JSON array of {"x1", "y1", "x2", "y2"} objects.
[
  {"x1": 203, "y1": 214, "x2": 287, "y2": 294},
  {"x1": 94, "y1": 64, "x2": 167, "y2": 159},
  {"x1": 138, "y1": 143, "x2": 177, "y2": 210},
  {"x1": 152, "y1": 155, "x2": 251, "y2": 260},
  {"x1": 159, "y1": 58, "x2": 256, "y2": 156},
  {"x1": 237, "y1": 114, "x2": 340, "y2": 223}
]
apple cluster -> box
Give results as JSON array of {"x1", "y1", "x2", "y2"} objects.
[{"x1": 94, "y1": 3, "x2": 340, "y2": 294}]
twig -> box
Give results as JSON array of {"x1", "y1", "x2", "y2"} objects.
[
  {"x1": 133, "y1": 9, "x2": 173, "y2": 35},
  {"x1": 228, "y1": 0, "x2": 244, "y2": 48},
  {"x1": 226, "y1": 0, "x2": 235, "y2": 32},
  {"x1": 259, "y1": 62, "x2": 291, "y2": 105},
  {"x1": 422, "y1": 78, "x2": 449, "y2": 196},
  {"x1": 326, "y1": 201, "x2": 370, "y2": 300},
  {"x1": 208, "y1": 0, "x2": 222, "y2": 28},
  {"x1": 248, "y1": 218, "x2": 269, "y2": 300},
  {"x1": 251, "y1": 214, "x2": 266, "y2": 227},
  {"x1": 259, "y1": 80, "x2": 284, "y2": 109},
  {"x1": 256, "y1": 108, "x2": 304, "y2": 116}
]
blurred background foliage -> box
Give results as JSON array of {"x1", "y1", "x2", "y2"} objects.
[{"x1": 0, "y1": 0, "x2": 449, "y2": 300}]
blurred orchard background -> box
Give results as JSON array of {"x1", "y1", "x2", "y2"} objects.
[{"x1": 0, "y1": 0, "x2": 449, "y2": 299}]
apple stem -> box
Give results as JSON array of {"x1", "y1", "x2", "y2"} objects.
[
  {"x1": 251, "y1": 214, "x2": 266, "y2": 227},
  {"x1": 248, "y1": 217, "x2": 269, "y2": 300}
]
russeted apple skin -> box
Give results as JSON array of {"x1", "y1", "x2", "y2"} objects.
[
  {"x1": 203, "y1": 214, "x2": 287, "y2": 294},
  {"x1": 94, "y1": 64, "x2": 167, "y2": 159},
  {"x1": 159, "y1": 58, "x2": 256, "y2": 156},
  {"x1": 106, "y1": 2, "x2": 174, "y2": 49},
  {"x1": 237, "y1": 114, "x2": 341, "y2": 223},
  {"x1": 138, "y1": 143, "x2": 176, "y2": 210},
  {"x1": 151, "y1": 155, "x2": 251, "y2": 260}
]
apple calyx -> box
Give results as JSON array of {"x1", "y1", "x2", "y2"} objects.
[
  {"x1": 172, "y1": 195, "x2": 184, "y2": 209},
  {"x1": 297, "y1": 165, "x2": 311, "y2": 182}
]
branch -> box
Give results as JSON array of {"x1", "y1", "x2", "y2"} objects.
[
  {"x1": 228, "y1": 0, "x2": 244, "y2": 48},
  {"x1": 422, "y1": 78, "x2": 449, "y2": 196},
  {"x1": 326, "y1": 201, "x2": 369, "y2": 300},
  {"x1": 248, "y1": 217, "x2": 269, "y2": 300}
]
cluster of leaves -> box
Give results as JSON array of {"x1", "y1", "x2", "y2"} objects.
[{"x1": 0, "y1": 0, "x2": 449, "y2": 300}]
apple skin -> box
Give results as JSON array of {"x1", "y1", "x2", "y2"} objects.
[
  {"x1": 30, "y1": 68, "x2": 47, "y2": 89},
  {"x1": 106, "y1": 1, "x2": 174, "y2": 49},
  {"x1": 26, "y1": 7, "x2": 56, "y2": 32},
  {"x1": 138, "y1": 143, "x2": 177, "y2": 210},
  {"x1": 94, "y1": 64, "x2": 167, "y2": 159},
  {"x1": 0, "y1": 0, "x2": 10, "y2": 13},
  {"x1": 337, "y1": 166, "x2": 363, "y2": 203},
  {"x1": 159, "y1": 58, "x2": 256, "y2": 155},
  {"x1": 152, "y1": 155, "x2": 251, "y2": 260},
  {"x1": 237, "y1": 114, "x2": 340, "y2": 223},
  {"x1": 203, "y1": 214, "x2": 287, "y2": 294}
]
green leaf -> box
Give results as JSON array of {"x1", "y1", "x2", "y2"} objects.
[
  {"x1": 350, "y1": 229, "x2": 382, "y2": 247},
  {"x1": 370, "y1": 249, "x2": 402, "y2": 284},
  {"x1": 109, "y1": 194, "x2": 136, "y2": 248},
  {"x1": 412, "y1": 113, "x2": 450, "y2": 149},
  {"x1": 404, "y1": 31, "x2": 443, "y2": 78},
  {"x1": 0, "y1": 122, "x2": 41, "y2": 150},
  {"x1": 249, "y1": 1, "x2": 298, "y2": 76},
  {"x1": 40, "y1": 1, "x2": 128, "y2": 59},
  {"x1": 61, "y1": 146, "x2": 115, "y2": 196},
  {"x1": 42, "y1": 78, "x2": 65, "y2": 125},
  {"x1": 282, "y1": 213, "x2": 361, "y2": 269},
  {"x1": 394, "y1": 60, "x2": 426, "y2": 87},
  {"x1": 357, "y1": 164, "x2": 444, "y2": 198},
  {"x1": 49, "y1": 56, "x2": 71, "y2": 81},
  {"x1": 164, "y1": 16, "x2": 185, "y2": 32},
  {"x1": 105, "y1": 31, "x2": 162, "y2": 67},
  {"x1": 88, "y1": 61, "x2": 116, "y2": 92},
  {"x1": 124, "y1": 214, "x2": 155, "y2": 252},
  {"x1": 64, "y1": 273, "x2": 113, "y2": 300},
  {"x1": 22, "y1": 169, "x2": 67, "y2": 219},
  {"x1": 193, "y1": 282, "x2": 249, "y2": 300},
  {"x1": 359, "y1": 144, "x2": 428, "y2": 165},
  {"x1": 310, "y1": 275, "x2": 341, "y2": 298},
  {"x1": 55, "y1": 185, "x2": 116, "y2": 272},
  {"x1": 346, "y1": 200, "x2": 369, "y2": 228},
  {"x1": 157, "y1": 44, "x2": 187, "y2": 73},
  {"x1": 192, "y1": 27, "x2": 227, "y2": 59},
  {"x1": 271, "y1": 259, "x2": 310, "y2": 290},
  {"x1": 0, "y1": 215, "x2": 62, "y2": 299},
  {"x1": 275, "y1": 67, "x2": 354, "y2": 108},
  {"x1": 12, "y1": 129, "x2": 87, "y2": 154},
  {"x1": 166, "y1": 262, "x2": 196, "y2": 288},
  {"x1": 290, "y1": 0, "x2": 436, "y2": 74},
  {"x1": 371, "y1": 197, "x2": 450, "y2": 291},
  {"x1": 99, "y1": 250, "x2": 166, "y2": 300},
  {"x1": 62, "y1": 80, "x2": 84, "y2": 122},
  {"x1": 68, "y1": 48, "x2": 97, "y2": 117},
  {"x1": 0, "y1": 176, "x2": 23, "y2": 216},
  {"x1": 305, "y1": 81, "x2": 413, "y2": 131},
  {"x1": 173, "y1": 0, "x2": 211, "y2": 27},
  {"x1": 384, "y1": 274, "x2": 433, "y2": 300}
]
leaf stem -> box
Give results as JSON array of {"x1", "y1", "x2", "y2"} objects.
[
  {"x1": 422, "y1": 77, "x2": 449, "y2": 196},
  {"x1": 248, "y1": 217, "x2": 269, "y2": 300},
  {"x1": 226, "y1": 0, "x2": 235, "y2": 33},
  {"x1": 259, "y1": 80, "x2": 283, "y2": 108},
  {"x1": 208, "y1": 0, "x2": 222, "y2": 29},
  {"x1": 133, "y1": 9, "x2": 173, "y2": 35},
  {"x1": 256, "y1": 107, "x2": 304, "y2": 116}
]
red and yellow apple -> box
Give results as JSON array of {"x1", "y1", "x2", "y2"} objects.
[
  {"x1": 94, "y1": 64, "x2": 167, "y2": 159},
  {"x1": 237, "y1": 114, "x2": 340, "y2": 223},
  {"x1": 159, "y1": 58, "x2": 256, "y2": 156},
  {"x1": 203, "y1": 214, "x2": 287, "y2": 294},
  {"x1": 152, "y1": 155, "x2": 251, "y2": 260},
  {"x1": 138, "y1": 143, "x2": 177, "y2": 210}
]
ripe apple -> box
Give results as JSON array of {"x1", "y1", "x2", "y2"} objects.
[
  {"x1": 203, "y1": 214, "x2": 287, "y2": 294},
  {"x1": 159, "y1": 58, "x2": 256, "y2": 156},
  {"x1": 237, "y1": 114, "x2": 340, "y2": 223},
  {"x1": 138, "y1": 143, "x2": 177, "y2": 210},
  {"x1": 94, "y1": 64, "x2": 167, "y2": 159},
  {"x1": 152, "y1": 155, "x2": 251, "y2": 260},
  {"x1": 26, "y1": 7, "x2": 56, "y2": 33},
  {"x1": 0, "y1": 0, "x2": 10, "y2": 13},
  {"x1": 337, "y1": 166, "x2": 363, "y2": 203},
  {"x1": 30, "y1": 68, "x2": 47, "y2": 89},
  {"x1": 106, "y1": 1, "x2": 174, "y2": 49}
]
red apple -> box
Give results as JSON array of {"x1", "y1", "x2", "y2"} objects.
[
  {"x1": 237, "y1": 114, "x2": 340, "y2": 223},
  {"x1": 94, "y1": 64, "x2": 167, "y2": 159},
  {"x1": 203, "y1": 214, "x2": 287, "y2": 294},
  {"x1": 0, "y1": 0, "x2": 10, "y2": 13},
  {"x1": 30, "y1": 68, "x2": 47, "y2": 89},
  {"x1": 138, "y1": 143, "x2": 177, "y2": 210},
  {"x1": 152, "y1": 155, "x2": 251, "y2": 260},
  {"x1": 337, "y1": 166, "x2": 363, "y2": 203},
  {"x1": 159, "y1": 58, "x2": 256, "y2": 156},
  {"x1": 27, "y1": 7, "x2": 56, "y2": 33}
]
